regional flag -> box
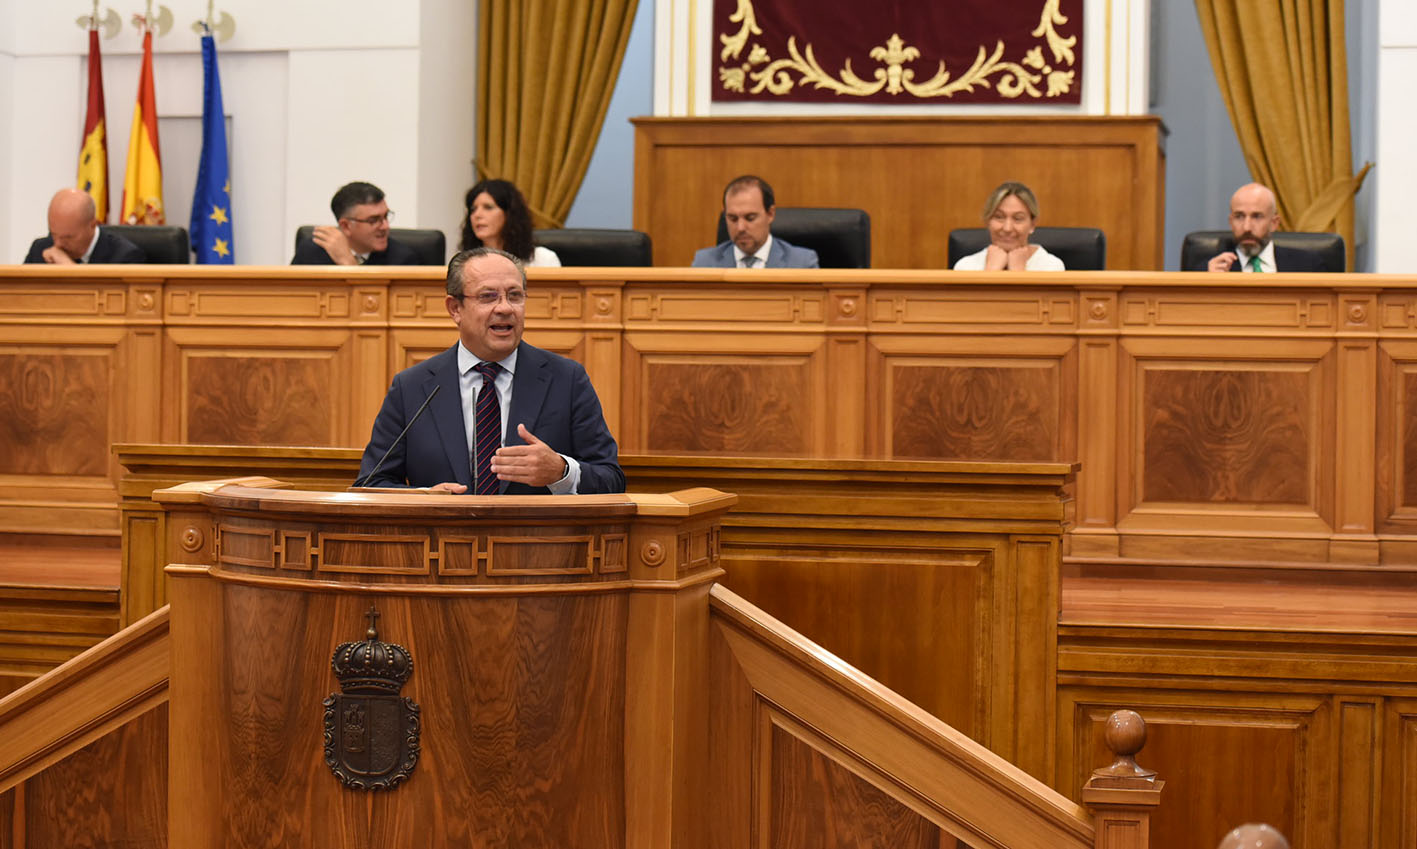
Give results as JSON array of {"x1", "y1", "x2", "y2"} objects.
[
  {"x1": 77, "y1": 29, "x2": 109, "y2": 222},
  {"x1": 120, "y1": 29, "x2": 164, "y2": 225},
  {"x1": 190, "y1": 32, "x2": 233, "y2": 263}
]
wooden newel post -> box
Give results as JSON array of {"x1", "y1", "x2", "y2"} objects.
[{"x1": 1082, "y1": 709, "x2": 1164, "y2": 849}]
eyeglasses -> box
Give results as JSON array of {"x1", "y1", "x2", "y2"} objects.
[
  {"x1": 458, "y1": 288, "x2": 526, "y2": 306},
  {"x1": 345, "y1": 210, "x2": 394, "y2": 226}
]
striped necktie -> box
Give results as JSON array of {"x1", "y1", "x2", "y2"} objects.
[
  {"x1": 741, "y1": 255, "x2": 759, "y2": 268},
  {"x1": 472, "y1": 362, "x2": 502, "y2": 495}
]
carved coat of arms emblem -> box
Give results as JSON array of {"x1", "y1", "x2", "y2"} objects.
[{"x1": 323, "y1": 606, "x2": 420, "y2": 790}]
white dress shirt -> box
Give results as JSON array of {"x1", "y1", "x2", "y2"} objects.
[{"x1": 1238, "y1": 240, "x2": 1277, "y2": 272}]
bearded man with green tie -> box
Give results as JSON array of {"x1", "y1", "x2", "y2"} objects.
[{"x1": 1193, "y1": 182, "x2": 1325, "y2": 273}]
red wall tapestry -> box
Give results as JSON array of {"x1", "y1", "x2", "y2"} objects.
[{"x1": 713, "y1": 0, "x2": 1083, "y2": 105}]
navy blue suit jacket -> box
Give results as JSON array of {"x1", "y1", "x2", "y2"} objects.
[
  {"x1": 691, "y1": 237, "x2": 820, "y2": 268},
  {"x1": 357, "y1": 341, "x2": 624, "y2": 494},
  {"x1": 24, "y1": 229, "x2": 146, "y2": 264},
  {"x1": 291, "y1": 235, "x2": 420, "y2": 265},
  {"x1": 1185, "y1": 244, "x2": 1327, "y2": 273}
]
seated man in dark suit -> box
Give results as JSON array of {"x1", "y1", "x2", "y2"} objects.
[
  {"x1": 356, "y1": 247, "x2": 624, "y2": 494},
  {"x1": 691, "y1": 175, "x2": 819, "y2": 269},
  {"x1": 1190, "y1": 182, "x2": 1323, "y2": 273},
  {"x1": 291, "y1": 181, "x2": 419, "y2": 265},
  {"x1": 24, "y1": 188, "x2": 145, "y2": 264}
]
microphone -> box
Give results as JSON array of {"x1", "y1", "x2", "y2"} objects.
[{"x1": 353, "y1": 384, "x2": 441, "y2": 488}]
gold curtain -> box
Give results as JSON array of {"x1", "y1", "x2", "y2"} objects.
[
  {"x1": 477, "y1": 0, "x2": 639, "y2": 229},
  {"x1": 1194, "y1": 0, "x2": 1368, "y2": 268}
]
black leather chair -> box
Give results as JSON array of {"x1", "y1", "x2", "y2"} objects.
[
  {"x1": 1179, "y1": 230, "x2": 1345, "y2": 273},
  {"x1": 947, "y1": 227, "x2": 1106, "y2": 271},
  {"x1": 294, "y1": 226, "x2": 446, "y2": 266},
  {"x1": 532, "y1": 228, "x2": 653, "y2": 266},
  {"x1": 106, "y1": 224, "x2": 190, "y2": 264},
  {"x1": 714, "y1": 207, "x2": 871, "y2": 268}
]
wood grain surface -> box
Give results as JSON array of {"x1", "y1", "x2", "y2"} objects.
[{"x1": 22, "y1": 704, "x2": 167, "y2": 849}]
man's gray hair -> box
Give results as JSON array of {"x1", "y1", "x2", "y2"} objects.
[{"x1": 446, "y1": 246, "x2": 527, "y2": 297}]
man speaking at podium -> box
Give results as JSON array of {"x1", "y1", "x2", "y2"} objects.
[{"x1": 356, "y1": 247, "x2": 624, "y2": 494}]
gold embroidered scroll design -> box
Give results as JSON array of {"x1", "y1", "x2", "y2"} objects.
[{"x1": 717, "y1": 0, "x2": 1077, "y2": 99}]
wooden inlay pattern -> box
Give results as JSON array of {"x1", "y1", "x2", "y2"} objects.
[
  {"x1": 644, "y1": 361, "x2": 809, "y2": 454},
  {"x1": 185, "y1": 355, "x2": 332, "y2": 446},
  {"x1": 1143, "y1": 369, "x2": 1310, "y2": 504},
  {"x1": 0, "y1": 352, "x2": 109, "y2": 476},
  {"x1": 891, "y1": 363, "x2": 1059, "y2": 460}
]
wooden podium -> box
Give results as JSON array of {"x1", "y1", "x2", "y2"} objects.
[{"x1": 160, "y1": 480, "x2": 734, "y2": 847}]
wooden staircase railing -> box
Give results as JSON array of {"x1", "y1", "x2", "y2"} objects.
[
  {"x1": 707, "y1": 583, "x2": 1161, "y2": 849},
  {"x1": 0, "y1": 605, "x2": 168, "y2": 793}
]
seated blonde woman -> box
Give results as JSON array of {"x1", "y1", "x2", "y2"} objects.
[{"x1": 952, "y1": 181, "x2": 1065, "y2": 271}]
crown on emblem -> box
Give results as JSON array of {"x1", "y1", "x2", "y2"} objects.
[{"x1": 330, "y1": 606, "x2": 412, "y2": 694}]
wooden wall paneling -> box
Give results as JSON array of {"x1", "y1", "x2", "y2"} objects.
[
  {"x1": 0, "y1": 325, "x2": 131, "y2": 537},
  {"x1": 119, "y1": 507, "x2": 163, "y2": 627},
  {"x1": 1381, "y1": 697, "x2": 1417, "y2": 849},
  {"x1": 632, "y1": 117, "x2": 1166, "y2": 270},
  {"x1": 1059, "y1": 690, "x2": 1332, "y2": 849},
  {"x1": 1009, "y1": 537, "x2": 1060, "y2": 782},
  {"x1": 1074, "y1": 290, "x2": 1121, "y2": 554},
  {"x1": 21, "y1": 703, "x2": 167, "y2": 849},
  {"x1": 1375, "y1": 339, "x2": 1417, "y2": 541},
  {"x1": 1336, "y1": 698, "x2": 1380, "y2": 849},
  {"x1": 1114, "y1": 335, "x2": 1337, "y2": 561},
  {"x1": 767, "y1": 712, "x2": 944, "y2": 848},
  {"x1": 621, "y1": 329, "x2": 828, "y2": 456},
  {"x1": 1332, "y1": 290, "x2": 1379, "y2": 562},
  {"x1": 0, "y1": 785, "x2": 15, "y2": 848},
  {"x1": 720, "y1": 531, "x2": 998, "y2": 744},
  {"x1": 0, "y1": 586, "x2": 119, "y2": 692},
  {"x1": 162, "y1": 327, "x2": 357, "y2": 447},
  {"x1": 867, "y1": 334, "x2": 1077, "y2": 462}
]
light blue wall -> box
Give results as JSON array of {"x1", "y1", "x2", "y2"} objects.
[
  {"x1": 564, "y1": 1, "x2": 653, "y2": 229},
  {"x1": 1151, "y1": 0, "x2": 1377, "y2": 271}
]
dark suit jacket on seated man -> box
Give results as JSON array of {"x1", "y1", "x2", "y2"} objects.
[
  {"x1": 292, "y1": 180, "x2": 421, "y2": 266},
  {"x1": 690, "y1": 174, "x2": 819, "y2": 269},
  {"x1": 1187, "y1": 182, "x2": 1324, "y2": 273},
  {"x1": 357, "y1": 247, "x2": 625, "y2": 494},
  {"x1": 24, "y1": 188, "x2": 145, "y2": 264}
]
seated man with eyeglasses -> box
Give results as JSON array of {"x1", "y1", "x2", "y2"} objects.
[{"x1": 291, "y1": 180, "x2": 420, "y2": 265}]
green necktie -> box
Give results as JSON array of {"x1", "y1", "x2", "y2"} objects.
[{"x1": 1248, "y1": 254, "x2": 1262, "y2": 273}]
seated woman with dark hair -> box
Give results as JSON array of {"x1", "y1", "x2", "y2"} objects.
[
  {"x1": 952, "y1": 181, "x2": 1065, "y2": 271},
  {"x1": 460, "y1": 179, "x2": 561, "y2": 267}
]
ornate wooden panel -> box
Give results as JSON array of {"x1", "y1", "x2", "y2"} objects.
[
  {"x1": 770, "y1": 720, "x2": 941, "y2": 848},
  {"x1": 185, "y1": 585, "x2": 627, "y2": 846},
  {"x1": 1062, "y1": 694, "x2": 1329, "y2": 849},
  {"x1": 183, "y1": 353, "x2": 336, "y2": 446},
  {"x1": 889, "y1": 361, "x2": 1061, "y2": 461},
  {"x1": 641, "y1": 358, "x2": 814, "y2": 454},
  {"x1": 1141, "y1": 368, "x2": 1311, "y2": 504},
  {"x1": 22, "y1": 703, "x2": 168, "y2": 848},
  {"x1": 0, "y1": 351, "x2": 110, "y2": 476}
]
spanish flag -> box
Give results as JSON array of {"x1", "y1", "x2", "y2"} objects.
[
  {"x1": 120, "y1": 29, "x2": 164, "y2": 225},
  {"x1": 77, "y1": 29, "x2": 109, "y2": 222}
]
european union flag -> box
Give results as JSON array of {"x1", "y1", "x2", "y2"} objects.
[{"x1": 190, "y1": 32, "x2": 233, "y2": 264}]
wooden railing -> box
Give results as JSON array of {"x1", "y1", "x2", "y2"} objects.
[
  {"x1": 0, "y1": 606, "x2": 168, "y2": 792},
  {"x1": 709, "y1": 584, "x2": 1159, "y2": 848}
]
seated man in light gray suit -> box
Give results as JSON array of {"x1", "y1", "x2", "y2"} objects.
[{"x1": 691, "y1": 175, "x2": 820, "y2": 269}]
